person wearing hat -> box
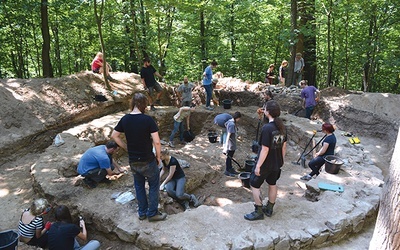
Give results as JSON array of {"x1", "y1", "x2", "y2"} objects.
[{"x1": 212, "y1": 78, "x2": 220, "y2": 107}]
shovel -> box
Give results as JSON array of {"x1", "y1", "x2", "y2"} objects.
[
  {"x1": 299, "y1": 135, "x2": 327, "y2": 168},
  {"x1": 292, "y1": 130, "x2": 317, "y2": 166}
]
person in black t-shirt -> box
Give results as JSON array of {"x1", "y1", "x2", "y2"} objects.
[
  {"x1": 140, "y1": 58, "x2": 164, "y2": 111},
  {"x1": 159, "y1": 149, "x2": 200, "y2": 210},
  {"x1": 244, "y1": 100, "x2": 287, "y2": 221}
]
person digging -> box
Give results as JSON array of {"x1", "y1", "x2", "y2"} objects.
[{"x1": 244, "y1": 100, "x2": 287, "y2": 220}]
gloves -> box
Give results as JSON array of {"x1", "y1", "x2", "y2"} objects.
[{"x1": 45, "y1": 221, "x2": 52, "y2": 230}]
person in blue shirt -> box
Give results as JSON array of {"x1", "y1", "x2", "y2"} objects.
[
  {"x1": 301, "y1": 123, "x2": 337, "y2": 181},
  {"x1": 202, "y1": 60, "x2": 218, "y2": 110},
  {"x1": 77, "y1": 141, "x2": 124, "y2": 188}
]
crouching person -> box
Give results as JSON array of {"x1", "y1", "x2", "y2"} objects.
[
  {"x1": 48, "y1": 205, "x2": 100, "y2": 250},
  {"x1": 244, "y1": 100, "x2": 287, "y2": 220},
  {"x1": 159, "y1": 149, "x2": 200, "y2": 210}
]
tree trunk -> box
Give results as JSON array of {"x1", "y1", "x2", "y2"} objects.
[
  {"x1": 298, "y1": 0, "x2": 317, "y2": 87},
  {"x1": 369, "y1": 127, "x2": 400, "y2": 249},
  {"x1": 287, "y1": 0, "x2": 298, "y2": 87},
  {"x1": 41, "y1": 0, "x2": 53, "y2": 78},
  {"x1": 128, "y1": 0, "x2": 140, "y2": 73},
  {"x1": 94, "y1": 0, "x2": 111, "y2": 90},
  {"x1": 326, "y1": 0, "x2": 332, "y2": 87},
  {"x1": 200, "y1": 9, "x2": 207, "y2": 70},
  {"x1": 52, "y1": 25, "x2": 62, "y2": 77}
]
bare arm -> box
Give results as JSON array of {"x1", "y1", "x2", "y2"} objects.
[
  {"x1": 141, "y1": 78, "x2": 147, "y2": 88},
  {"x1": 316, "y1": 142, "x2": 329, "y2": 157},
  {"x1": 77, "y1": 219, "x2": 87, "y2": 241},
  {"x1": 111, "y1": 130, "x2": 127, "y2": 151},
  {"x1": 255, "y1": 145, "x2": 269, "y2": 176},
  {"x1": 186, "y1": 113, "x2": 191, "y2": 130},
  {"x1": 282, "y1": 141, "x2": 287, "y2": 157},
  {"x1": 154, "y1": 71, "x2": 163, "y2": 79},
  {"x1": 160, "y1": 165, "x2": 176, "y2": 189},
  {"x1": 151, "y1": 131, "x2": 161, "y2": 166}
]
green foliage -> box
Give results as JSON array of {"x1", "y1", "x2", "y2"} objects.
[{"x1": 0, "y1": 0, "x2": 398, "y2": 93}]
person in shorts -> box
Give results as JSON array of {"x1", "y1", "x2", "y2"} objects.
[
  {"x1": 244, "y1": 100, "x2": 287, "y2": 221},
  {"x1": 140, "y1": 58, "x2": 164, "y2": 111}
]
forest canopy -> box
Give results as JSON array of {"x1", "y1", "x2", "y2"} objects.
[{"x1": 0, "y1": 0, "x2": 399, "y2": 93}]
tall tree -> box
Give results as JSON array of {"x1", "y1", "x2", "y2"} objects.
[
  {"x1": 41, "y1": 0, "x2": 53, "y2": 77},
  {"x1": 287, "y1": 0, "x2": 298, "y2": 87}
]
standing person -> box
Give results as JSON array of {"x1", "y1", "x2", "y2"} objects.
[
  {"x1": 279, "y1": 60, "x2": 288, "y2": 86},
  {"x1": 300, "y1": 80, "x2": 320, "y2": 120},
  {"x1": 91, "y1": 52, "x2": 113, "y2": 81},
  {"x1": 214, "y1": 113, "x2": 233, "y2": 145},
  {"x1": 300, "y1": 123, "x2": 336, "y2": 181},
  {"x1": 244, "y1": 100, "x2": 287, "y2": 220},
  {"x1": 111, "y1": 92, "x2": 166, "y2": 222},
  {"x1": 168, "y1": 104, "x2": 196, "y2": 148},
  {"x1": 18, "y1": 198, "x2": 51, "y2": 248},
  {"x1": 223, "y1": 112, "x2": 242, "y2": 177},
  {"x1": 77, "y1": 141, "x2": 124, "y2": 188},
  {"x1": 159, "y1": 149, "x2": 200, "y2": 210},
  {"x1": 48, "y1": 205, "x2": 100, "y2": 250},
  {"x1": 176, "y1": 76, "x2": 195, "y2": 107},
  {"x1": 140, "y1": 58, "x2": 164, "y2": 111},
  {"x1": 265, "y1": 64, "x2": 275, "y2": 85},
  {"x1": 202, "y1": 60, "x2": 218, "y2": 110},
  {"x1": 293, "y1": 53, "x2": 305, "y2": 85}
]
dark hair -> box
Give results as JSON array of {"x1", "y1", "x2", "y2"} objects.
[
  {"x1": 211, "y1": 60, "x2": 218, "y2": 66},
  {"x1": 55, "y1": 205, "x2": 72, "y2": 223},
  {"x1": 233, "y1": 111, "x2": 242, "y2": 120},
  {"x1": 265, "y1": 100, "x2": 285, "y2": 134},
  {"x1": 130, "y1": 92, "x2": 148, "y2": 113},
  {"x1": 143, "y1": 57, "x2": 151, "y2": 63},
  {"x1": 300, "y1": 80, "x2": 308, "y2": 86},
  {"x1": 106, "y1": 140, "x2": 118, "y2": 149},
  {"x1": 322, "y1": 123, "x2": 335, "y2": 133}
]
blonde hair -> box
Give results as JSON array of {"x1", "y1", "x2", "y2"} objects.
[
  {"x1": 161, "y1": 148, "x2": 169, "y2": 157},
  {"x1": 30, "y1": 198, "x2": 49, "y2": 216},
  {"x1": 281, "y1": 60, "x2": 288, "y2": 66}
]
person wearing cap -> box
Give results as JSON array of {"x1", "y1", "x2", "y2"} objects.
[
  {"x1": 168, "y1": 104, "x2": 196, "y2": 148},
  {"x1": 18, "y1": 198, "x2": 52, "y2": 248},
  {"x1": 211, "y1": 78, "x2": 220, "y2": 106},
  {"x1": 202, "y1": 60, "x2": 218, "y2": 110},
  {"x1": 244, "y1": 100, "x2": 287, "y2": 220},
  {"x1": 176, "y1": 76, "x2": 195, "y2": 107},
  {"x1": 300, "y1": 123, "x2": 336, "y2": 181}
]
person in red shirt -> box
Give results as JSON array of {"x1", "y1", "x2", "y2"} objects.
[{"x1": 91, "y1": 52, "x2": 113, "y2": 81}]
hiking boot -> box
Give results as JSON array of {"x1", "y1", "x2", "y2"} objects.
[
  {"x1": 244, "y1": 204, "x2": 264, "y2": 221},
  {"x1": 262, "y1": 201, "x2": 275, "y2": 217},
  {"x1": 180, "y1": 201, "x2": 190, "y2": 211},
  {"x1": 190, "y1": 194, "x2": 200, "y2": 207},
  {"x1": 83, "y1": 178, "x2": 97, "y2": 189},
  {"x1": 205, "y1": 106, "x2": 214, "y2": 111},
  {"x1": 224, "y1": 170, "x2": 236, "y2": 177},
  {"x1": 168, "y1": 141, "x2": 175, "y2": 148},
  {"x1": 148, "y1": 212, "x2": 167, "y2": 222},
  {"x1": 138, "y1": 215, "x2": 147, "y2": 220},
  {"x1": 300, "y1": 174, "x2": 312, "y2": 181},
  {"x1": 150, "y1": 105, "x2": 156, "y2": 111}
]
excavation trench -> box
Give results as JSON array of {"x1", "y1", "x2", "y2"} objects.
[{"x1": 30, "y1": 107, "x2": 383, "y2": 249}]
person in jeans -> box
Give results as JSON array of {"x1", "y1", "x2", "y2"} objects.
[
  {"x1": 293, "y1": 53, "x2": 305, "y2": 86},
  {"x1": 168, "y1": 104, "x2": 196, "y2": 148},
  {"x1": 111, "y1": 92, "x2": 166, "y2": 222},
  {"x1": 300, "y1": 80, "x2": 320, "y2": 119},
  {"x1": 223, "y1": 112, "x2": 242, "y2": 177},
  {"x1": 77, "y1": 141, "x2": 124, "y2": 188},
  {"x1": 48, "y1": 205, "x2": 100, "y2": 250},
  {"x1": 300, "y1": 123, "x2": 336, "y2": 181},
  {"x1": 159, "y1": 149, "x2": 200, "y2": 210},
  {"x1": 202, "y1": 60, "x2": 218, "y2": 110}
]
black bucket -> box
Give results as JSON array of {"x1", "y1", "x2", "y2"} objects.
[
  {"x1": 324, "y1": 155, "x2": 344, "y2": 174},
  {"x1": 222, "y1": 99, "x2": 232, "y2": 109},
  {"x1": 207, "y1": 132, "x2": 218, "y2": 143},
  {"x1": 244, "y1": 160, "x2": 255, "y2": 172},
  {"x1": 239, "y1": 172, "x2": 251, "y2": 188},
  {"x1": 0, "y1": 230, "x2": 18, "y2": 250}
]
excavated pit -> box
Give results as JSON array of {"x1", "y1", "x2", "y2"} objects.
[{"x1": 30, "y1": 107, "x2": 383, "y2": 249}]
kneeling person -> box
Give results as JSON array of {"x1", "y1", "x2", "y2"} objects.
[{"x1": 77, "y1": 141, "x2": 123, "y2": 188}]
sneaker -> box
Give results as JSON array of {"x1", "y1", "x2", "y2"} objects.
[
  {"x1": 168, "y1": 141, "x2": 175, "y2": 148},
  {"x1": 190, "y1": 194, "x2": 200, "y2": 207},
  {"x1": 300, "y1": 174, "x2": 312, "y2": 181},
  {"x1": 150, "y1": 105, "x2": 156, "y2": 111},
  {"x1": 180, "y1": 201, "x2": 190, "y2": 211},
  {"x1": 83, "y1": 178, "x2": 97, "y2": 189},
  {"x1": 148, "y1": 212, "x2": 167, "y2": 222},
  {"x1": 205, "y1": 106, "x2": 214, "y2": 111},
  {"x1": 224, "y1": 170, "x2": 236, "y2": 177},
  {"x1": 138, "y1": 215, "x2": 147, "y2": 220}
]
